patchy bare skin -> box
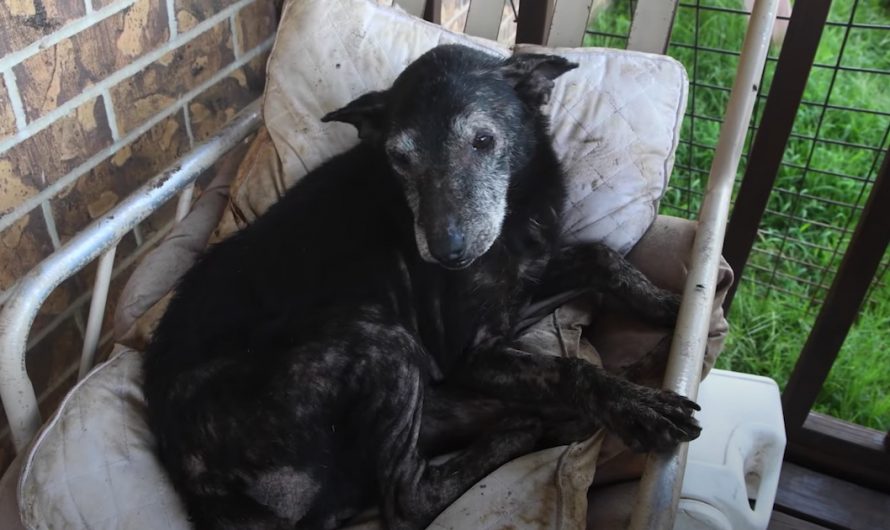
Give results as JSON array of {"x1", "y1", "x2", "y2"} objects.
[{"x1": 144, "y1": 45, "x2": 700, "y2": 530}]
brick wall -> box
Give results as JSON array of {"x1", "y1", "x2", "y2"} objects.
[{"x1": 0, "y1": 0, "x2": 280, "y2": 472}]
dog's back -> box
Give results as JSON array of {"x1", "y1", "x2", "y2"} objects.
[
  {"x1": 144, "y1": 142, "x2": 413, "y2": 527},
  {"x1": 145, "y1": 143, "x2": 405, "y2": 371}
]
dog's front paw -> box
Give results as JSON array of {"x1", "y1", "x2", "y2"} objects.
[{"x1": 605, "y1": 386, "x2": 701, "y2": 453}]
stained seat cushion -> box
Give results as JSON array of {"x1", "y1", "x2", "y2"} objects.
[
  {"x1": 15, "y1": 0, "x2": 695, "y2": 528},
  {"x1": 223, "y1": 0, "x2": 688, "y2": 255}
]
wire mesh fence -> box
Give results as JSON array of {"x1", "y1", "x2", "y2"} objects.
[
  {"x1": 585, "y1": 0, "x2": 890, "y2": 308},
  {"x1": 584, "y1": 0, "x2": 890, "y2": 430},
  {"x1": 586, "y1": 0, "x2": 889, "y2": 310}
]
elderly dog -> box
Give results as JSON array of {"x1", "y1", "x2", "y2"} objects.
[{"x1": 144, "y1": 44, "x2": 701, "y2": 530}]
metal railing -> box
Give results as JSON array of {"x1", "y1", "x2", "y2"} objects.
[
  {"x1": 0, "y1": 101, "x2": 262, "y2": 450},
  {"x1": 587, "y1": 0, "x2": 890, "y2": 492},
  {"x1": 0, "y1": 1, "x2": 780, "y2": 528},
  {"x1": 587, "y1": 1, "x2": 890, "y2": 309},
  {"x1": 629, "y1": 1, "x2": 778, "y2": 525}
]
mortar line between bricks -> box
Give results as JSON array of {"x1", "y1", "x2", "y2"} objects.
[
  {"x1": 166, "y1": 0, "x2": 178, "y2": 40},
  {"x1": 0, "y1": 0, "x2": 138, "y2": 72},
  {"x1": 102, "y1": 88, "x2": 121, "y2": 141},
  {"x1": 40, "y1": 201, "x2": 63, "y2": 251},
  {"x1": 0, "y1": 37, "x2": 273, "y2": 234},
  {"x1": 0, "y1": 201, "x2": 61, "y2": 309},
  {"x1": 231, "y1": 14, "x2": 242, "y2": 59},
  {"x1": 3, "y1": 69, "x2": 28, "y2": 132},
  {"x1": 85, "y1": 0, "x2": 94, "y2": 14},
  {"x1": 0, "y1": 0, "x2": 257, "y2": 155}
]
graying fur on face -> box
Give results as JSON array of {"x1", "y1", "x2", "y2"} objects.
[
  {"x1": 443, "y1": 110, "x2": 511, "y2": 263},
  {"x1": 387, "y1": 110, "x2": 514, "y2": 268},
  {"x1": 386, "y1": 131, "x2": 434, "y2": 262}
]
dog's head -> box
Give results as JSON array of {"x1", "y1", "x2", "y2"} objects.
[{"x1": 322, "y1": 45, "x2": 576, "y2": 269}]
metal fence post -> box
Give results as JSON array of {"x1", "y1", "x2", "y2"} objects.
[
  {"x1": 722, "y1": 0, "x2": 833, "y2": 313},
  {"x1": 782, "y1": 148, "x2": 890, "y2": 433}
]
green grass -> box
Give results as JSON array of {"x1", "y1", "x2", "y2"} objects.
[{"x1": 585, "y1": 0, "x2": 890, "y2": 431}]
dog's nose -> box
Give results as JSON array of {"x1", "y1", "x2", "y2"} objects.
[
  {"x1": 444, "y1": 233, "x2": 466, "y2": 261},
  {"x1": 429, "y1": 221, "x2": 468, "y2": 267}
]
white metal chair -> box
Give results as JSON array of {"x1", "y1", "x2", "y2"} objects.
[{"x1": 0, "y1": 0, "x2": 780, "y2": 527}]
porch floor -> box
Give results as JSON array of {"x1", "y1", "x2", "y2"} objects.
[{"x1": 768, "y1": 462, "x2": 890, "y2": 530}]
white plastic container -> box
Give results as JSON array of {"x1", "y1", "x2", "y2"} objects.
[{"x1": 675, "y1": 369, "x2": 786, "y2": 530}]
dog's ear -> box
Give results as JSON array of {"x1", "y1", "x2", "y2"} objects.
[
  {"x1": 321, "y1": 90, "x2": 388, "y2": 140},
  {"x1": 500, "y1": 54, "x2": 578, "y2": 107}
]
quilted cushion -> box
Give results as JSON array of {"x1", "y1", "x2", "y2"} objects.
[
  {"x1": 19, "y1": 347, "x2": 190, "y2": 529},
  {"x1": 233, "y1": 0, "x2": 688, "y2": 254},
  {"x1": 17, "y1": 0, "x2": 690, "y2": 528},
  {"x1": 516, "y1": 44, "x2": 688, "y2": 251}
]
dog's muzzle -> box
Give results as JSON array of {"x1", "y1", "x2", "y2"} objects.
[{"x1": 427, "y1": 219, "x2": 472, "y2": 269}]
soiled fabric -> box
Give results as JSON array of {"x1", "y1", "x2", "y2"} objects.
[
  {"x1": 13, "y1": 210, "x2": 731, "y2": 530},
  {"x1": 10, "y1": 1, "x2": 731, "y2": 528},
  {"x1": 231, "y1": 0, "x2": 687, "y2": 259}
]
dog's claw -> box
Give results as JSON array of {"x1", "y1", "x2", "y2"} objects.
[{"x1": 602, "y1": 387, "x2": 701, "y2": 453}]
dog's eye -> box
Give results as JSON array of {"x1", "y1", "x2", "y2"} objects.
[{"x1": 472, "y1": 134, "x2": 494, "y2": 151}]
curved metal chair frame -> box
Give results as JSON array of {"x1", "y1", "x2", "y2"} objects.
[{"x1": 0, "y1": 1, "x2": 778, "y2": 527}]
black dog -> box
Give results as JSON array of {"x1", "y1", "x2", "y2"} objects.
[{"x1": 144, "y1": 44, "x2": 700, "y2": 530}]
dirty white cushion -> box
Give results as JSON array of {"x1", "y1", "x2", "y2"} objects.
[
  {"x1": 263, "y1": 0, "x2": 687, "y2": 254},
  {"x1": 17, "y1": 0, "x2": 688, "y2": 528},
  {"x1": 19, "y1": 347, "x2": 190, "y2": 529},
  {"x1": 517, "y1": 44, "x2": 688, "y2": 251}
]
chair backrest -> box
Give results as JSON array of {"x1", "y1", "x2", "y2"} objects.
[{"x1": 391, "y1": 0, "x2": 679, "y2": 52}]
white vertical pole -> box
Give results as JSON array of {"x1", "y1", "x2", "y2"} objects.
[
  {"x1": 628, "y1": 0, "x2": 778, "y2": 527},
  {"x1": 78, "y1": 246, "x2": 117, "y2": 380}
]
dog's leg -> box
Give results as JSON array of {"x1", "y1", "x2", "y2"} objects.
[
  {"x1": 420, "y1": 385, "x2": 593, "y2": 455},
  {"x1": 419, "y1": 386, "x2": 513, "y2": 454},
  {"x1": 363, "y1": 357, "x2": 541, "y2": 530},
  {"x1": 453, "y1": 347, "x2": 700, "y2": 453},
  {"x1": 537, "y1": 242, "x2": 681, "y2": 327},
  {"x1": 393, "y1": 414, "x2": 543, "y2": 530},
  {"x1": 348, "y1": 319, "x2": 542, "y2": 530}
]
